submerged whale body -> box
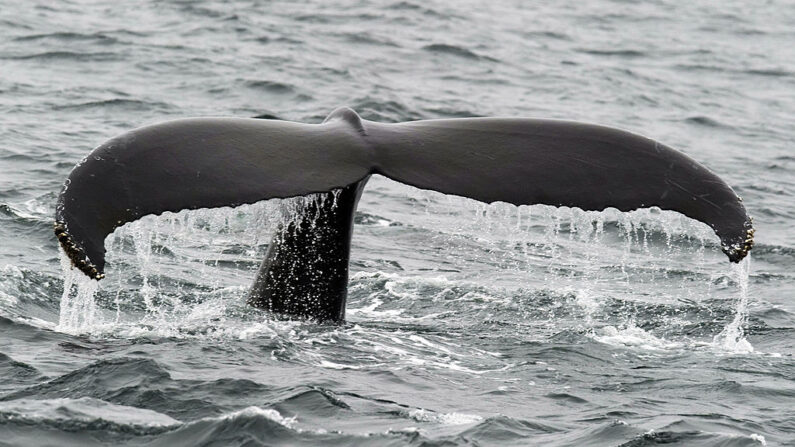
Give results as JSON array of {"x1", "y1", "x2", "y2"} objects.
[{"x1": 55, "y1": 107, "x2": 754, "y2": 322}]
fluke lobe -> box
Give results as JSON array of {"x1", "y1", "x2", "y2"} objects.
[{"x1": 55, "y1": 107, "x2": 754, "y2": 322}]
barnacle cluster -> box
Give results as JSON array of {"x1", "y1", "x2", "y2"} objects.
[
  {"x1": 739, "y1": 224, "x2": 755, "y2": 258},
  {"x1": 53, "y1": 221, "x2": 104, "y2": 280},
  {"x1": 723, "y1": 217, "x2": 755, "y2": 262}
]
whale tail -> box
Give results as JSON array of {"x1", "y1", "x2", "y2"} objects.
[
  {"x1": 246, "y1": 178, "x2": 369, "y2": 321},
  {"x1": 55, "y1": 107, "x2": 753, "y2": 321}
]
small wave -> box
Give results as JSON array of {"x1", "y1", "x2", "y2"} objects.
[
  {"x1": 13, "y1": 31, "x2": 119, "y2": 44},
  {"x1": 251, "y1": 112, "x2": 281, "y2": 120},
  {"x1": 0, "y1": 397, "x2": 180, "y2": 434},
  {"x1": 353, "y1": 98, "x2": 421, "y2": 122},
  {"x1": 0, "y1": 18, "x2": 32, "y2": 30},
  {"x1": 523, "y1": 30, "x2": 571, "y2": 40},
  {"x1": 544, "y1": 392, "x2": 589, "y2": 405},
  {"x1": 618, "y1": 427, "x2": 768, "y2": 446},
  {"x1": 386, "y1": 1, "x2": 456, "y2": 19},
  {"x1": 1, "y1": 356, "x2": 302, "y2": 422},
  {"x1": 578, "y1": 48, "x2": 646, "y2": 58},
  {"x1": 206, "y1": 406, "x2": 296, "y2": 428},
  {"x1": 421, "y1": 106, "x2": 485, "y2": 118},
  {"x1": 422, "y1": 44, "x2": 496, "y2": 61},
  {"x1": 743, "y1": 182, "x2": 788, "y2": 195},
  {"x1": 457, "y1": 415, "x2": 563, "y2": 441},
  {"x1": 339, "y1": 31, "x2": 399, "y2": 47},
  {"x1": 745, "y1": 68, "x2": 793, "y2": 77},
  {"x1": 684, "y1": 116, "x2": 729, "y2": 129},
  {"x1": 147, "y1": 406, "x2": 309, "y2": 447},
  {"x1": 0, "y1": 203, "x2": 43, "y2": 223},
  {"x1": 54, "y1": 98, "x2": 171, "y2": 112},
  {"x1": 387, "y1": 1, "x2": 423, "y2": 10},
  {"x1": 0, "y1": 353, "x2": 38, "y2": 373},
  {"x1": 1, "y1": 357, "x2": 170, "y2": 402},
  {"x1": 0, "y1": 400, "x2": 306, "y2": 444},
  {"x1": 749, "y1": 243, "x2": 795, "y2": 262},
  {"x1": 242, "y1": 80, "x2": 297, "y2": 95},
  {"x1": 675, "y1": 63, "x2": 793, "y2": 78},
  {"x1": 294, "y1": 13, "x2": 381, "y2": 24},
  {"x1": 4, "y1": 51, "x2": 120, "y2": 62},
  {"x1": 0, "y1": 353, "x2": 42, "y2": 389},
  {"x1": 175, "y1": 4, "x2": 235, "y2": 20},
  {"x1": 278, "y1": 387, "x2": 352, "y2": 413}
]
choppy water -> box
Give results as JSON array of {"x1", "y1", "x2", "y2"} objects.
[{"x1": 1, "y1": 0, "x2": 793, "y2": 445}]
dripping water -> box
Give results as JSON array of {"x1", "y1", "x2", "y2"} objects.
[
  {"x1": 57, "y1": 181, "x2": 754, "y2": 353},
  {"x1": 57, "y1": 192, "x2": 343, "y2": 336},
  {"x1": 57, "y1": 249, "x2": 99, "y2": 332},
  {"x1": 712, "y1": 255, "x2": 753, "y2": 353}
]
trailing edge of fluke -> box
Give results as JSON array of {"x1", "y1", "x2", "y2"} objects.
[{"x1": 55, "y1": 107, "x2": 754, "y2": 282}]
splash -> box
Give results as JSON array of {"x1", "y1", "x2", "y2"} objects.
[
  {"x1": 712, "y1": 255, "x2": 754, "y2": 353},
  {"x1": 591, "y1": 320, "x2": 684, "y2": 350},
  {"x1": 369, "y1": 179, "x2": 755, "y2": 351},
  {"x1": 56, "y1": 193, "x2": 338, "y2": 336},
  {"x1": 56, "y1": 177, "x2": 753, "y2": 353},
  {"x1": 57, "y1": 249, "x2": 99, "y2": 332}
]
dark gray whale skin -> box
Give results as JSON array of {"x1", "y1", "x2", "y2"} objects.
[
  {"x1": 247, "y1": 178, "x2": 369, "y2": 321},
  {"x1": 54, "y1": 107, "x2": 754, "y2": 322}
]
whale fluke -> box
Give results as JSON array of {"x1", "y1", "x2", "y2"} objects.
[
  {"x1": 369, "y1": 117, "x2": 753, "y2": 261},
  {"x1": 55, "y1": 112, "x2": 373, "y2": 279},
  {"x1": 55, "y1": 107, "x2": 753, "y2": 320}
]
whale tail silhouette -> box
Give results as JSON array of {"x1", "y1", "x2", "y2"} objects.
[{"x1": 55, "y1": 107, "x2": 753, "y2": 321}]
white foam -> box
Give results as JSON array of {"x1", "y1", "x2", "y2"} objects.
[
  {"x1": 346, "y1": 297, "x2": 405, "y2": 319},
  {"x1": 750, "y1": 433, "x2": 767, "y2": 445},
  {"x1": 318, "y1": 360, "x2": 362, "y2": 370},
  {"x1": 0, "y1": 265, "x2": 24, "y2": 311},
  {"x1": 0, "y1": 290, "x2": 18, "y2": 306},
  {"x1": 214, "y1": 406, "x2": 296, "y2": 429},
  {"x1": 0, "y1": 397, "x2": 180, "y2": 427},
  {"x1": 1, "y1": 264, "x2": 25, "y2": 278},
  {"x1": 591, "y1": 321, "x2": 682, "y2": 351},
  {"x1": 406, "y1": 408, "x2": 483, "y2": 425}
]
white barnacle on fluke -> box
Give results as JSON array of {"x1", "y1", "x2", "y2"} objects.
[
  {"x1": 54, "y1": 221, "x2": 104, "y2": 280},
  {"x1": 54, "y1": 107, "x2": 754, "y2": 321},
  {"x1": 724, "y1": 217, "x2": 755, "y2": 261}
]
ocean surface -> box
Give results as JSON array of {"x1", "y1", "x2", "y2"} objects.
[{"x1": 1, "y1": 0, "x2": 793, "y2": 445}]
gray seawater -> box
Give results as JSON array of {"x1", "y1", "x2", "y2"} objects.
[{"x1": 1, "y1": 0, "x2": 793, "y2": 445}]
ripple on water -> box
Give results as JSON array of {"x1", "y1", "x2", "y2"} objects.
[{"x1": 422, "y1": 43, "x2": 497, "y2": 62}]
